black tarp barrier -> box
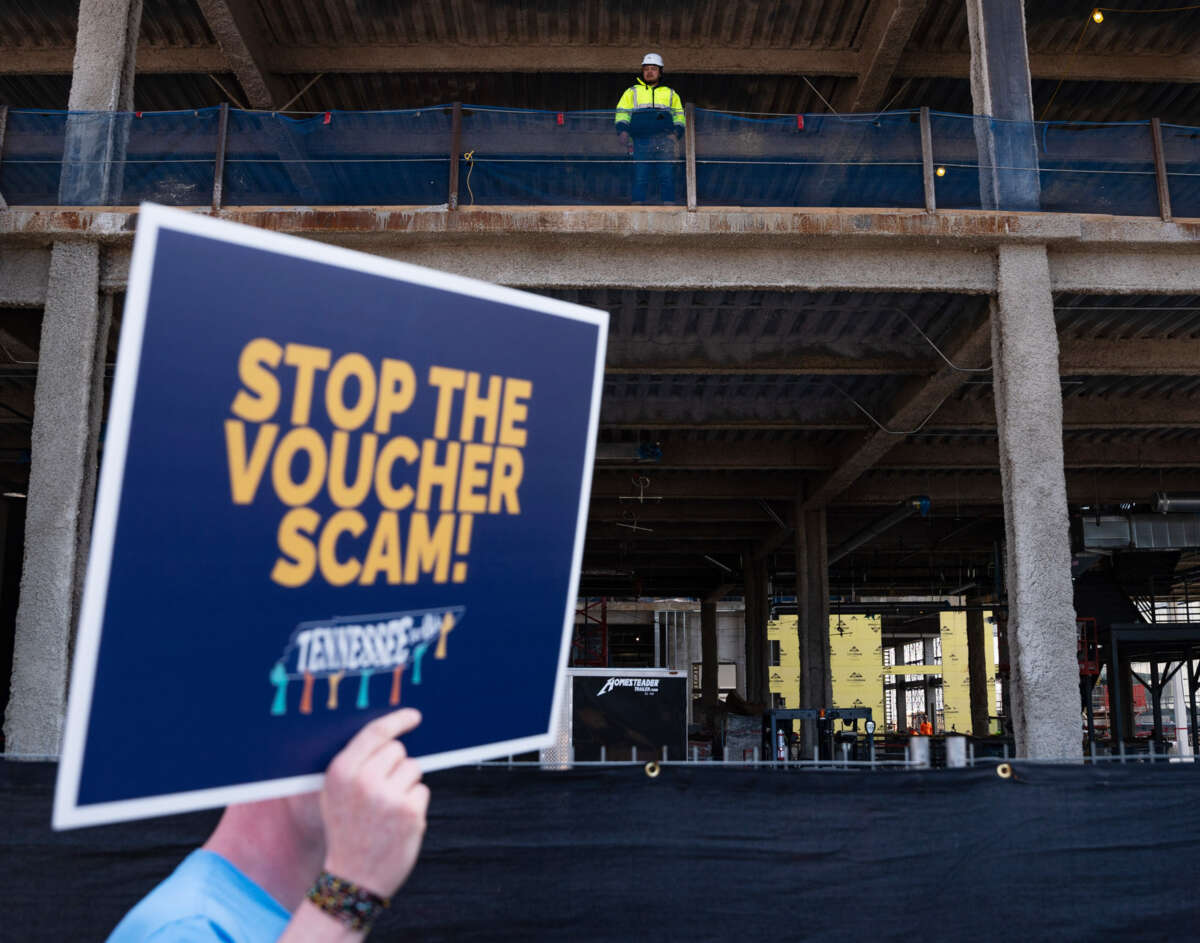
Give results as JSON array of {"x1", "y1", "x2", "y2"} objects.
[{"x1": 3, "y1": 760, "x2": 1199, "y2": 941}]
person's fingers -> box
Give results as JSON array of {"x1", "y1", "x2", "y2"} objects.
[
  {"x1": 328, "y1": 708, "x2": 421, "y2": 779},
  {"x1": 409, "y1": 782, "x2": 431, "y2": 818},
  {"x1": 355, "y1": 740, "x2": 408, "y2": 787},
  {"x1": 385, "y1": 756, "x2": 424, "y2": 792}
]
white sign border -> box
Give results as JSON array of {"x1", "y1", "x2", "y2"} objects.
[{"x1": 53, "y1": 202, "x2": 608, "y2": 830}]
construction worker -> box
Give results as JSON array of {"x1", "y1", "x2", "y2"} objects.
[{"x1": 615, "y1": 53, "x2": 686, "y2": 204}]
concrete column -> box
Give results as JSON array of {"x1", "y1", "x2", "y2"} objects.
[
  {"x1": 966, "y1": 604, "x2": 991, "y2": 735},
  {"x1": 965, "y1": 0, "x2": 1040, "y2": 210},
  {"x1": 991, "y1": 245, "x2": 1080, "y2": 759},
  {"x1": 742, "y1": 550, "x2": 769, "y2": 706},
  {"x1": 4, "y1": 0, "x2": 140, "y2": 752},
  {"x1": 700, "y1": 600, "x2": 718, "y2": 715},
  {"x1": 60, "y1": 0, "x2": 143, "y2": 204},
  {"x1": 4, "y1": 245, "x2": 111, "y2": 754},
  {"x1": 795, "y1": 504, "x2": 831, "y2": 751}
]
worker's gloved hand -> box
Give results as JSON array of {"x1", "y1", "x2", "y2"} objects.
[
  {"x1": 618, "y1": 131, "x2": 631, "y2": 152},
  {"x1": 675, "y1": 126, "x2": 685, "y2": 140}
]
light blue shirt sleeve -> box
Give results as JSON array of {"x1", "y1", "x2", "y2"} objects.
[
  {"x1": 107, "y1": 851, "x2": 290, "y2": 943},
  {"x1": 143, "y1": 917, "x2": 235, "y2": 943}
]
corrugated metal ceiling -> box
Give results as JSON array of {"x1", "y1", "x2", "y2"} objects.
[
  {"x1": 914, "y1": 0, "x2": 1200, "y2": 57},
  {"x1": 3, "y1": 1, "x2": 1197, "y2": 58},
  {"x1": 543, "y1": 290, "x2": 984, "y2": 359},
  {"x1": 252, "y1": 0, "x2": 874, "y2": 50},
  {"x1": 1, "y1": 1, "x2": 1197, "y2": 122}
]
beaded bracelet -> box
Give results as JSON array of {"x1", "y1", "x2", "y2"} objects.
[{"x1": 307, "y1": 870, "x2": 391, "y2": 933}]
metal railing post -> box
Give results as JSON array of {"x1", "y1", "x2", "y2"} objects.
[
  {"x1": 211, "y1": 102, "x2": 229, "y2": 212},
  {"x1": 0, "y1": 104, "x2": 10, "y2": 210},
  {"x1": 685, "y1": 102, "x2": 697, "y2": 211},
  {"x1": 448, "y1": 102, "x2": 462, "y2": 210},
  {"x1": 920, "y1": 106, "x2": 936, "y2": 214},
  {"x1": 1151, "y1": 117, "x2": 1172, "y2": 222}
]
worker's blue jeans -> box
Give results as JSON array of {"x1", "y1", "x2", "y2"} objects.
[{"x1": 632, "y1": 134, "x2": 678, "y2": 204}]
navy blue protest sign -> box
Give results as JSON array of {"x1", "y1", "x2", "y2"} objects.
[{"x1": 54, "y1": 203, "x2": 607, "y2": 828}]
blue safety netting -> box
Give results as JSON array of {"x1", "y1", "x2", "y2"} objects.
[
  {"x1": 455, "y1": 107, "x2": 645, "y2": 205},
  {"x1": 0, "y1": 108, "x2": 218, "y2": 205},
  {"x1": 1163, "y1": 123, "x2": 1200, "y2": 220},
  {"x1": 1, "y1": 105, "x2": 1197, "y2": 217},
  {"x1": 222, "y1": 108, "x2": 450, "y2": 205},
  {"x1": 929, "y1": 113, "x2": 1159, "y2": 216},
  {"x1": 694, "y1": 109, "x2": 925, "y2": 208}
]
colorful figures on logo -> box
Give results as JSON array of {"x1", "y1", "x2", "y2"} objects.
[
  {"x1": 326, "y1": 671, "x2": 345, "y2": 710},
  {"x1": 274, "y1": 614, "x2": 451, "y2": 710},
  {"x1": 270, "y1": 663, "x2": 289, "y2": 716}
]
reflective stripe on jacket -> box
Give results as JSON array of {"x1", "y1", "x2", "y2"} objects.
[{"x1": 614, "y1": 79, "x2": 685, "y2": 133}]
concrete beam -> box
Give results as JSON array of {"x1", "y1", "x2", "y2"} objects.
[
  {"x1": 991, "y1": 244, "x2": 1079, "y2": 760},
  {"x1": 835, "y1": 0, "x2": 929, "y2": 113},
  {"x1": 0, "y1": 249, "x2": 51, "y2": 307},
  {"x1": 602, "y1": 338, "x2": 1200, "y2": 377},
  {"x1": 99, "y1": 247, "x2": 131, "y2": 294},
  {"x1": 0, "y1": 44, "x2": 863, "y2": 77},
  {"x1": 6, "y1": 205, "x2": 1199, "y2": 250},
  {"x1": 194, "y1": 0, "x2": 286, "y2": 109},
  {"x1": 2, "y1": 44, "x2": 1197, "y2": 84},
  {"x1": 1059, "y1": 339, "x2": 1200, "y2": 376},
  {"x1": 907, "y1": 51, "x2": 1200, "y2": 86},
  {"x1": 1050, "y1": 248, "x2": 1200, "y2": 295},
  {"x1": 0, "y1": 45, "x2": 225, "y2": 74},
  {"x1": 4, "y1": 210, "x2": 1200, "y2": 296}
]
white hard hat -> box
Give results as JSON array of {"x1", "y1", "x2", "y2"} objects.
[{"x1": 642, "y1": 53, "x2": 664, "y2": 68}]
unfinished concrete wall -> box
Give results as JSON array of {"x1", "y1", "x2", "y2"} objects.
[{"x1": 991, "y1": 245, "x2": 1080, "y2": 759}]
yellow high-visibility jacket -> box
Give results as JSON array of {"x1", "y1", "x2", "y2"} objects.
[{"x1": 614, "y1": 79, "x2": 685, "y2": 136}]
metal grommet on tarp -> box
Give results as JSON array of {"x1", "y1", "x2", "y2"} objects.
[
  {"x1": 996, "y1": 762, "x2": 1013, "y2": 779},
  {"x1": 644, "y1": 761, "x2": 661, "y2": 778}
]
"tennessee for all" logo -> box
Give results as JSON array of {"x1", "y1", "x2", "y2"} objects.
[{"x1": 269, "y1": 605, "x2": 463, "y2": 715}]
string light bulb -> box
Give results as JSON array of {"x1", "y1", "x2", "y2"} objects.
[
  {"x1": 1092, "y1": 8, "x2": 1103, "y2": 23},
  {"x1": 936, "y1": 166, "x2": 946, "y2": 177}
]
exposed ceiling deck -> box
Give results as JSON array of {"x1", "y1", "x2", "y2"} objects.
[
  {"x1": 5, "y1": 281, "x2": 1197, "y2": 599},
  {"x1": 1, "y1": 0, "x2": 1198, "y2": 120}
]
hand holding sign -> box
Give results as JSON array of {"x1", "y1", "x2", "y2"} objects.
[{"x1": 319, "y1": 707, "x2": 430, "y2": 899}]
